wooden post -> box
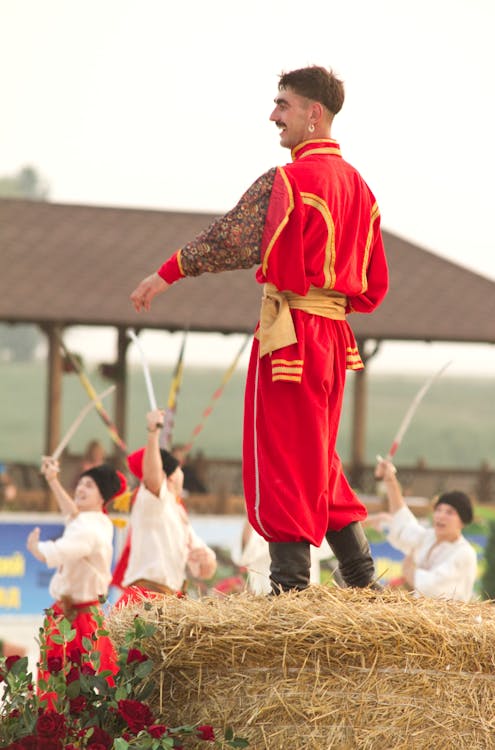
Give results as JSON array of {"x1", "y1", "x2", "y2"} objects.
[
  {"x1": 350, "y1": 366, "x2": 367, "y2": 489},
  {"x1": 349, "y1": 339, "x2": 381, "y2": 489},
  {"x1": 45, "y1": 324, "x2": 63, "y2": 457},
  {"x1": 44, "y1": 323, "x2": 63, "y2": 510}
]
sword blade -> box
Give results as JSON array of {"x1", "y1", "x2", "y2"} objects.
[
  {"x1": 52, "y1": 385, "x2": 116, "y2": 460},
  {"x1": 386, "y1": 360, "x2": 451, "y2": 460}
]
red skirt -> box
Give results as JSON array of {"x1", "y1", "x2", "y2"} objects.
[
  {"x1": 38, "y1": 599, "x2": 117, "y2": 708},
  {"x1": 114, "y1": 585, "x2": 160, "y2": 607},
  {"x1": 243, "y1": 312, "x2": 367, "y2": 546}
]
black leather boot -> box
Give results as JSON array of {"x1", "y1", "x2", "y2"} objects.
[
  {"x1": 268, "y1": 541, "x2": 311, "y2": 594},
  {"x1": 325, "y1": 522, "x2": 377, "y2": 588}
]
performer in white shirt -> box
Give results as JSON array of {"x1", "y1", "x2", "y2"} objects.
[
  {"x1": 373, "y1": 457, "x2": 477, "y2": 602},
  {"x1": 114, "y1": 407, "x2": 217, "y2": 606},
  {"x1": 26, "y1": 457, "x2": 126, "y2": 703},
  {"x1": 231, "y1": 521, "x2": 336, "y2": 594}
]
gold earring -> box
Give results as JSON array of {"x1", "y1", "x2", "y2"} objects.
[{"x1": 308, "y1": 123, "x2": 315, "y2": 133}]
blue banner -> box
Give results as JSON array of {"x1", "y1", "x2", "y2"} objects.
[{"x1": 0, "y1": 521, "x2": 63, "y2": 614}]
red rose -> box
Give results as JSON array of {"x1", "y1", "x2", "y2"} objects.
[
  {"x1": 197, "y1": 724, "x2": 215, "y2": 741},
  {"x1": 87, "y1": 744, "x2": 107, "y2": 750},
  {"x1": 81, "y1": 663, "x2": 96, "y2": 676},
  {"x1": 46, "y1": 655, "x2": 63, "y2": 674},
  {"x1": 66, "y1": 665, "x2": 80, "y2": 684},
  {"x1": 148, "y1": 724, "x2": 168, "y2": 738},
  {"x1": 5, "y1": 654, "x2": 22, "y2": 670},
  {"x1": 36, "y1": 711, "x2": 66, "y2": 739},
  {"x1": 126, "y1": 648, "x2": 148, "y2": 664},
  {"x1": 18, "y1": 736, "x2": 38, "y2": 750},
  {"x1": 84, "y1": 726, "x2": 113, "y2": 749},
  {"x1": 118, "y1": 699, "x2": 154, "y2": 733},
  {"x1": 37, "y1": 740, "x2": 63, "y2": 750},
  {"x1": 69, "y1": 695, "x2": 87, "y2": 714},
  {"x1": 68, "y1": 647, "x2": 82, "y2": 664}
]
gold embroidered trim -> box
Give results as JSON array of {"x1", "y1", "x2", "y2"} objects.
[
  {"x1": 297, "y1": 147, "x2": 341, "y2": 159},
  {"x1": 177, "y1": 249, "x2": 185, "y2": 277},
  {"x1": 291, "y1": 138, "x2": 340, "y2": 160},
  {"x1": 272, "y1": 365, "x2": 304, "y2": 375},
  {"x1": 361, "y1": 202, "x2": 380, "y2": 292},
  {"x1": 272, "y1": 374, "x2": 303, "y2": 382},
  {"x1": 346, "y1": 346, "x2": 364, "y2": 370},
  {"x1": 261, "y1": 167, "x2": 294, "y2": 275},
  {"x1": 271, "y1": 358, "x2": 304, "y2": 366},
  {"x1": 301, "y1": 192, "x2": 336, "y2": 288}
]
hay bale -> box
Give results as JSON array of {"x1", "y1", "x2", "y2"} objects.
[{"x1": 108, "y1": 587, "x2": 495, "y2": 749}]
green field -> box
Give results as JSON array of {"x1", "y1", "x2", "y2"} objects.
[{"x1": 1, "y1": 361, "x2": 495, "y2": 467}]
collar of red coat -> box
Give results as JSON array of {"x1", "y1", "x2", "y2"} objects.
[{"x1": 291, "y1": 138, "x2": 342, "y2": 162}]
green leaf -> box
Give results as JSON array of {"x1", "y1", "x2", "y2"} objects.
[
  {"x1": 224, "y1": 727, "x2": 234, "y2": 741},
  {"x1": 49, "y1": 634, "x2": 66, "y2": 645},
  {"x1": 115, "y1": 686, "x2": 128, "y2": 701},
  {"x1": 82, "y1": 636, "x2": 93, "y2": 652},
  {"x1": 227, "y1": 739, "x2": 250, "y2": 748},
  {"x1": 57, "y1": 617, "x2": 72, "y2": 637},
  {"x1": 9, "y1": 656, "x2": 29, "y2": 676},
  {"x1": 113, "y1": 739, "x2": 130, "y2": 750},
  {"x1": 98, "y1": 669, "x2": 113, "y2": 679},
  {"x1": 135, "y1": 660, "x2": 153, "y2": 678},
  {"x1": 66, "y1": 679, "x2": 81, "y2": 698}
]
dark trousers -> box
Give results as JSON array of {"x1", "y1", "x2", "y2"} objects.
[{"x1": 269, "y1": 521, "x2": 376, "y2": 594}]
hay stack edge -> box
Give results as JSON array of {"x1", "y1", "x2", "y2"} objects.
[{"x1": 108, "y1": 587, "x2": 495, "y2": 749}]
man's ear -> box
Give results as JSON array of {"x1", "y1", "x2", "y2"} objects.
[{"x1": 310, "y1": 101, "x2": 324, "y2": 125}]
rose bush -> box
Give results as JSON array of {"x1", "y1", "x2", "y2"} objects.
[{"x1": 0, "y1": 604, "x2": 248, "y2": 749}]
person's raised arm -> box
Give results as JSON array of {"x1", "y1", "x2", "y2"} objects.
[
  {"x1": 374, "y1": 458, "x2": 406, "y2": 514},
  {"x1": 40, "y1": 456, "x2": 78, "y2": 518},
  {"x1": 142, "y1": 408, "x2": 166, "y2": 496}
]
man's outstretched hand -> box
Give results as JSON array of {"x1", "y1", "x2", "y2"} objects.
[{"x1": 130, "y1": 272, "x2": 169, "y2": 312}]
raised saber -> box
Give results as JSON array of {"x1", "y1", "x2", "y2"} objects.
[
  {"x1": 160, "y1": 329, "x2": 188, "y2": 450},
  {"x1": 51, "y1": 385, "x2": 116, "y2": 460},
  {"x1": 182, "y1": 334, "x2": 250, "y2": 455},
  {"x1": 384, "y1": 360, "x2": 452, "y2": 461},
  {"x1": 128, "y1": 328, "x2": 158, "y2": 411},
  {"x1": 56, "y1": 332, "x2": 127, "y2": 453}
]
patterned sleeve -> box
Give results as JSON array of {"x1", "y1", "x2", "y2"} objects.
[{"x1": 178, "y1": 168, "x2": 276, "y2": 276}]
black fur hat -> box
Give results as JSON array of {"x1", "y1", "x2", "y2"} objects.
[
  {"x1": 434, "y1": 490, "x2": 473, "y2": 526},
  {"x1": 80, "y1": 464, "x2": 125, "y2": 504}
]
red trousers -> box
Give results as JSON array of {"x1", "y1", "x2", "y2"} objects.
[{"x1": 243, "y1": 312, "x2": 367, "y2": 546}]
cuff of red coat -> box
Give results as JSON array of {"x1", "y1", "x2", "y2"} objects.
[{"x1": 157, "y1": 250, "x2": 185, "y2": 284}]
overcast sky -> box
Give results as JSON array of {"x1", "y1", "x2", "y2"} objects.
[{"x1": 2, "y1": 0, "x2": 494, "y2": 374}]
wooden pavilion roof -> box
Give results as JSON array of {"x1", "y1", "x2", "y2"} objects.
[{"x1": 1, "y1": 197, "x2": 494, "y2": 344}]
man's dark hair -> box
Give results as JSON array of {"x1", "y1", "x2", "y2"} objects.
[{"x1": 278, "y1": 65, "x2": 345, "y2": 115}]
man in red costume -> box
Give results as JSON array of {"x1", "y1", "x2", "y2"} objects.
[{"x1": 130, "y1": 66, "x2": 389, "y2": 594}]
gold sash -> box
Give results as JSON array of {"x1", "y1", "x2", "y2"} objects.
[{"x1": 256, "y1": 282, "x2": 347, "y2": 357}]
